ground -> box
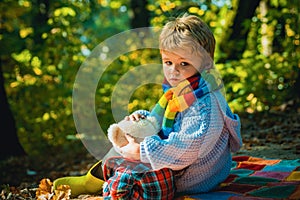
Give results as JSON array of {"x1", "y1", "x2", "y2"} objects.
[{"x1": 1, "y1": 105, "x2": 300, "y2": 199}]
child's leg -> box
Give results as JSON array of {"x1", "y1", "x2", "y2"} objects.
[
  {"x1": 53, "y1": 160, "x2": 103, "y2": 197},
  {"x1": 101, "y1": 147, "x2": 121, "y2": 168},
  {"x1": 53, "y1": 147, "x2": 119, "y2": 197}
]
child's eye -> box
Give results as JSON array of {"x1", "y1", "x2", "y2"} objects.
[
  {"x1": 165, "y1": 61, "x2": 172, "y2": 66},
  {"x1": 180, "y1": 62, "x2": 190, "y2": 66}
]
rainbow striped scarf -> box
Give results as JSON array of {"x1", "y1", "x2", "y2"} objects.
[{"x1": 151, "y1": 74, "x2": 213, "y2": 139}]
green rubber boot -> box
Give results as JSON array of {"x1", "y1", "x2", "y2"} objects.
[{"x1": 53, "y1": 160, "x2": 104, "y2": 197}]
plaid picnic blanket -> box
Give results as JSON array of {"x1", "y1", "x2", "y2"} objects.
[
  {"x1": 178, "y1": 156, "x2": 300, "y2": 200},
  {"x1": 102, "y1": 156, "x2": 175, "y2": 200}
]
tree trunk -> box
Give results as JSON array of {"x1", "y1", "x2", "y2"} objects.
[
  {"x1": 294, "y1": 70, "x2": 300, "y2": 99},
  {"x1": 259, "y1": 0, "x2": 273, "y2": 56},
  {"x1": 219, "y1": 0, "x2": 260, "y2": 61},
  {"x1": 0, "y1": 62, "x2": 27, "y2": 160},
  {"x1": 130, "y1": 0, "x2": 150, "y2": 28},
  {"x1": 31, "y1": 0, "x2": 50, "y2": 50}
]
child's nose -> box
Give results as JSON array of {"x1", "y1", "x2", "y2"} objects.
[{"x1": 169, "y1": 64, "x2": 180, "y2": 73}]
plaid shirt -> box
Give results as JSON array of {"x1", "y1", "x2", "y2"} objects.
[{"x1": 103, "y1": 156, "x2": 176, "y2": 200}]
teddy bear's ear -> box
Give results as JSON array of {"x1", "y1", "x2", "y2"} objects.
[
  {"x1": 107, "y1": 123, "x2": 129, "y2": 148},
  {"x1": 107, "y1": 124, "x2": 119, "y2": 144}
]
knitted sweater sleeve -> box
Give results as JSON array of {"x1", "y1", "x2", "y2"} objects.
[{"x1": 140, "y1": 94, "x2": 226, "y2": 171}]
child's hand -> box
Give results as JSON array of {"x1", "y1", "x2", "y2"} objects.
[
  {"x1": 124, "y1": 113, "x2": 145, "y2": 121},
  {"x1": 119, "y1": 133, "x2": 140, "y2": 161}
]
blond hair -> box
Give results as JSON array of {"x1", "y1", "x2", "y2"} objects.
[{"x1": 159, "y1": 13, "x2": 215, "y2": 59}]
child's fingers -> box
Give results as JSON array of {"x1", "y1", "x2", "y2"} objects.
[
  {"x1": 124, "y1": 113, "x2": 145, "y2": 121},
  {"x1": 119, "y1": 135, "x2": 141, "y2": 161},
  {"x1": 131, "y1": 114, "x2": 141, "y2": 121},
  {"x1": 125, "y1": 133, "x2": 135, "y2": 143}
]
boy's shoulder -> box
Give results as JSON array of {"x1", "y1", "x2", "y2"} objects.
[
  {"x1": 181, "y1": 94, "x2": 211, "y2": 117},
  {"x1": 188, "y1": 90, "x2": 226, "y2": 113}
]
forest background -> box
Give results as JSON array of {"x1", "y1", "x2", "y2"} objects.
[{"x1": 0, "y1": 0, "x2": 299, "y2": 190}]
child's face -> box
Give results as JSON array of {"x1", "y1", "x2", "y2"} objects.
[{"x1": 161, "y1": 49, "x2": 201, "y2": 87}]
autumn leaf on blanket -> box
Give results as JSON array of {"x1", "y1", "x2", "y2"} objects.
[
  {"x1": 53, "y1": 184, "x2": 71, "y2": 200},
  {"x1": 36, "y1": 178, "x2": 71, "y2": 200},
  {"x1": 36, "y1": 178, "x2": 53, "y2": 200}
]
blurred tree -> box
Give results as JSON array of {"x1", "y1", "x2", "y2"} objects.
[
  {"x1": 219, "y1": 0, "x2": 260, "y2": 61},
  {"x1": 0, "y1": 63, "x2": 26, "y2": 159},
  {"x1": 31, "y1": 0, "x2": 50, "y2": 47},
  {"x1": 0, "y1": 0, "x2": 298, "y2": 158},
  {"x1": 130, "y1": 0, "x2": 150, "y2": 28},
  {"x1": 0, "y1": 0, "x2": 132, "y2": 157}
]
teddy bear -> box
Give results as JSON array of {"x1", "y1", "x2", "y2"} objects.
[{"x1": 107, "y1": 116, "x2": 160, "y2": 154}]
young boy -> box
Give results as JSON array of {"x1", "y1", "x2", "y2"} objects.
[
  {"x1": 120, "y1": 13, "x2": 242, "y2": 195},
  {"x1": 54, "y1": 13, "x2": 242, "y2": 197}
]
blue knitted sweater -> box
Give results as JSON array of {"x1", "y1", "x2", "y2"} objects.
[{"x1": 136, "y1": 89, "x2": 242, "y2": 195}]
